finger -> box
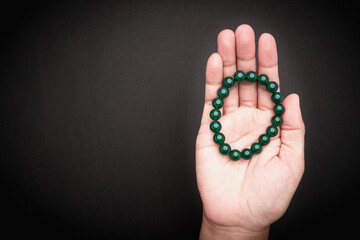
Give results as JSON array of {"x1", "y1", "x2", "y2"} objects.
[
  {"x1": 279, "y1": 94, "x2": 305, "y2": 174},
  {"x1": 235, "y1": 24, "x2": 257, "y2": 108},
  {"x1": 200, "y1": 53, "x2": 223, "y2": 125},
  {"x1": 257, "y1": 33, "x2": 280, "y2": 110},
  {"x1": 217, "y1": 29, "x2": 238, "y2": 113}
]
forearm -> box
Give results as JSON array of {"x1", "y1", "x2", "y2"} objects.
[{"x1": 199, "y1": 216, "x2": 269, "y2": 240}]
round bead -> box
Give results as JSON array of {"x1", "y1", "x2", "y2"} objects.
[
  {"x1": 271, "y1": 115, "x2": 283, "y2": 126},
  {"x1": 251, "y1": 143, "x2": 262, "y2": 154},
  {"x1": 257, "y1": 74, "x2": 269, "y2": 85},
  {"x1": 209, "y1": 109, "x2": 221, "y2": 121},
  {"x1": 273, "y1": 104, "x2": 285, "y2": 115},
  {"x1": 224, "y1": 77, "x2": 235, "y2": 88},
  {"x1": 210, "y1": 121, "x2": 222, "y2": 133},
  {"x1": 266, "y1": 81, "x2": 278, "y2": 93},
  {"x1": 241, "y1": 148, "x2": 252, "y2": 160},
  {"x1": 258, "y1": 134, "x2": 270, "y2": 146},
  {"x1": 219, "y1": 143, "x2": 231, "y2": 155},
  {"x1": 217, "y1": 87, "x2": 229, "y2": 99},
  {"x1": 234, "y1": 70, "x2": 246, "y2": 82},
  {"x1": 229, "y1": 149, "x2": 241, "y2": 161},
  {"x1": 271, "y1": 92, "x2": 283, "y2": 104},
  {"x1": 213, "y1": 132, "x2": 225, "y2": 144},
  {"x1": 212, "y1": 97, "x2": 224, "y2": 109},
  {"x1": 246, "y1": 71, "x2": 257, "y2": 82},
  {"x1": 266, "y1": 125, "x2": 278, "y2": 137}
]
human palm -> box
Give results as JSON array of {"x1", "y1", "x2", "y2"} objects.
[{"x1": 196, "y1": 25, "x2": 305, "y2": 237}]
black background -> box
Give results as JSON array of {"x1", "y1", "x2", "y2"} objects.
[{"x1": 1, "y1": 1, "x2": 359, "y2": 239}]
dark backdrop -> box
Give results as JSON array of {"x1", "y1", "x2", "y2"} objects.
[{"x1": 1, "y1": 1, "x2": 359, "y2": 239}]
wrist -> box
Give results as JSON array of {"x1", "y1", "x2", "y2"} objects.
[{"x1": 199, "y1": 215, "x2": 269, "y2": 240}]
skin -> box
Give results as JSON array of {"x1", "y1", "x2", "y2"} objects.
[{"x1": 196, "y1": 24, "x2": 305, "y2": 240}]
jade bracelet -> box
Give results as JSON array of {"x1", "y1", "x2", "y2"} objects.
[{"x1": 209, "y1": 71, "x2": 285, "y2": 161}]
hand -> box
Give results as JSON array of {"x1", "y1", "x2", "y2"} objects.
[{"x1": 196, "y1": 24, "x2": 305, "y2": 239}]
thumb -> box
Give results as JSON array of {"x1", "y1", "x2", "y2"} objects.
[{"x1": 279, "y1": 93, "x2": 305, "y2": 171}]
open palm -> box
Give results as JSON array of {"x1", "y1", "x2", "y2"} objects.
[{"x1": 196, "y1": 25, "x2": 305, "y2": 237}]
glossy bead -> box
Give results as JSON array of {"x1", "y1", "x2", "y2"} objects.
[
  {"x1": 258, "y1": 134, "x2": 270, "y2": 146},
  {"x1": 212, "y1": 97, "x2": 224, "y2": 109},
  {"x1": 218, "y1": 87, "x2": 229, "y2": 99},
  {"x1": 246, "y1": 71, "x2": 257, "y2": 82},
  {"x1": 266, "y1": 125, "x2": 278, "y2": 137},
  {"x1": 266, "y1": 81, "x2": 278, "y2": 93},
  {"x1": 241, "y1": 148, "x2": 252, "y2": 160},
  {"x1": 251, "y1": 143, "x2": 262, "y2": 154},
  {"x1": 219, "y1": 143, "x2": 231, "y2": 155},
  {"x1": 257, "y1": 74, "x2": 269, "y2": 85},
  {"x1": 271, "y1": 115, "x2": 283, "y2": 126},
  {"x1": 224, "y1": 77, "x2": 235, "y2": 88},
  {"x1": 273, "y1": 104, "x2": 285, "y2": 115},
  {"x1": 271, "y1": 92, "x2": 283, "y2": 104},
  {"x1": 229, "y1": 149, "x2": 241, "y2": 161},
  {"x1": 234, "y1": 70, "x2": 246, "y2": 82},
  {"x1": 213, "y1": 132, "x2": 225, "y2": 144},
  {"x1": 210, "y1": 109, "x2": 221, "y2": 121},
  {"x1": 210, "y1": 121, "x2": 222, "y2": 133}
]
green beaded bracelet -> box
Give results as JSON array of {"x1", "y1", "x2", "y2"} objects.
[{"x1": 209, "y1": 71, "x2": 285, "y2": 161}]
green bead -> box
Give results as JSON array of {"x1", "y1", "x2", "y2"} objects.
[
  {"x1": 212, "y1": 97, "x2": 224, "y2": 109},
  {"x1": 210, "y1": 109, "x2": 221, "y2": 120},
  {"x1": 217, "y1": 87, "x2": 229, "y2": 99},
  {"x1": 273, "y1": 104, "x2": 285, "y2": 115},
  {"x1": 266, "y1": 81, "x2": 278, "y2": 93},
  {"x1": 271, "y1": 115, "x2": 283, "y2": 126},
  {"x1": 251, "y1": 143, "x2": 262, "y2": 154},
  {"x1": 219, "y1": 143, "x2": 231, "y2": 155},
  {"x1": 271, "y1": 92, "x2": 283, "y2": 104},
  {"x1": 213, "y1": 132, "x2": 225, "y2": 144},
  {"x1": 210, "y1": 121, "x2": 222, "y2": 133},
  {"x1": 223, "y1": 77, "x2": 235, "y2": 88},
  {"x1": 234, "y1": 71, "x2": 246, "y2": 82},
  {"x1": 258, "y1": 134, "x2": 270, "y2": 146},
  {"x1": 241, "y1": 148, "x2": 252, "y2": 160},
  {"x1": 266, "y1": 125, "x2": 278, "y2": 137},
  {"x1": 257, "y1": 74, "x2": 269, "y2": 85},
  {"x1": 246, "y1": 71, "x2": 257, "y2": 82},
  {"x1": 229, "y1": 149, "x2": 241, "y2": 161}
]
